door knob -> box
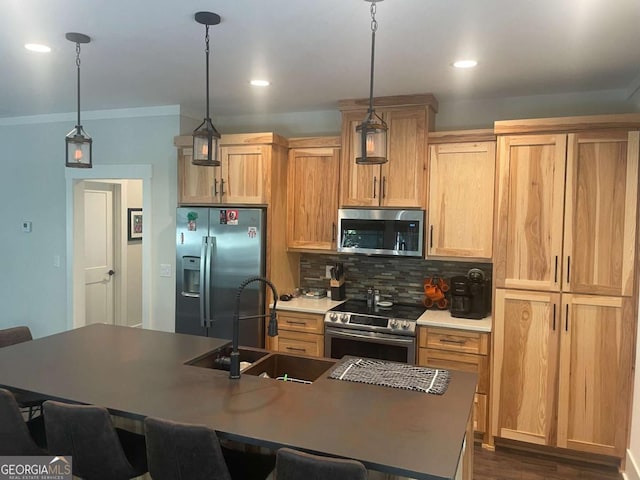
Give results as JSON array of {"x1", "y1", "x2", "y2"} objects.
[{"x1": 108, "y1": 269, "x2": 115, "y2": 276}]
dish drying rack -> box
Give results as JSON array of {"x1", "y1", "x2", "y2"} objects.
[{"x1": 259, "y1": 372, "x2": 312, "y2": 384}]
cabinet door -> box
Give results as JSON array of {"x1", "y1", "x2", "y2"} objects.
[
  {"x1": 428, "y1": 141, "x2": 495, "y2": 259},
  {"x1": 557, "y1": 294, "x2": 633, "y2": 457},
  {"x1": 380, "y1": 107, "x2": 427, "y2": 207},
  {"x1": 492, "y1": 289, "x2": 560, "y2": 446},
  {"x1": 563, "y1": 131, "x2": 638, "y2": 296},
  {"x1": 340, "y1": 110, "x2": 379, "y2": 206},
  {"x1": 494, "y1": 135, "x2": 566, "y2": 291},
  {"x1": 178, "y1": 148, "x2": 219, "y2": 205},
  {"x1": 287, "y1": 147, "x2": 340, "y2": 250},
  {"x1": 220, "y1": 145, "x2": 269, "y2": 204}
]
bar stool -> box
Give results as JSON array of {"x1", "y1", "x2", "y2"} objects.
[
  {"x1": 43, "y1": 400, "x2": 148, "y2": 480},
  {"x1": 0, "y1": 388, "x2": 46, "y2": 455},
  {"x1": 275, "y1": 447, "x2": 368, "y2": 480},
  {"x1": 144, "y1": 416, "x2": 275, "y2": 480}
]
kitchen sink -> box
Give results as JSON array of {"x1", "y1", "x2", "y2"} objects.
[
  {"x1": 242, "y1": 353, "x2": 337, "y2": 384},
  {"x1": 186, "y1": 346, "x2": 269, "y2": 371}
]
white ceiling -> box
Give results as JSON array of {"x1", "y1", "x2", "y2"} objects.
[{"x1": 3, "y1": 0, "x2": 640, "y2": 121}]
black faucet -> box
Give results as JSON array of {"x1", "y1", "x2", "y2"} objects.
[{"x1": 230, "y1": 276, "x2": 279, "y2": 379}]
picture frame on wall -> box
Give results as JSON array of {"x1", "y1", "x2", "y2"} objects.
[{"x1": 128, "y1": 208, "x2": 143, "y2": 241}]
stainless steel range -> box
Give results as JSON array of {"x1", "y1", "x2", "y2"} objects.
[{"x1": 324, "y1": 300, "x2": 425, "y2": 364}]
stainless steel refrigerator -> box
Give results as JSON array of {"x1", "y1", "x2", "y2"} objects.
[{"x1": 175, "y1": 207, "x2": 266, "y2": 347}]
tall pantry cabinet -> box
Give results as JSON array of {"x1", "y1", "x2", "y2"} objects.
[{"x1": 490, "y1": 114, "x2": 640, "y2": 459}]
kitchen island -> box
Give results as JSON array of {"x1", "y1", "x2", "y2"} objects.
[{"x1": 0, "y1": 324, "x2": 477, "y2": 480}]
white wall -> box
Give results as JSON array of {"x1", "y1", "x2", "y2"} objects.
[
  {"x1": 0, "y1": 107, "x2": 179, "y2": 338},
  {"x1": 213, "y1": 87, "x2": 640, "y2": 135}
]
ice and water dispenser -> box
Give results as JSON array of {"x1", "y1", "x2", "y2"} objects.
[{"x1": 181, "y1": 256, "x2": 200, "y2": 296}]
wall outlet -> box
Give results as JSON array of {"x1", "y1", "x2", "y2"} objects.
[
  {"x1": 160, "y1": 264, "x2": 172, "y2": 277},
  {"x1": 325, "y1": 265, "x2": 333, "y2": 279}
]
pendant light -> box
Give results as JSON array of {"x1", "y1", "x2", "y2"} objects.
[
  {"x1": 192, "y1": 11, "x2": 222, "y2": 167},
  {"x1": 355, "y1": 0, "x2": 387, "y2": 165},
  {"x1": 65, "y1": 32, "x2": 92, "y2": 168}
]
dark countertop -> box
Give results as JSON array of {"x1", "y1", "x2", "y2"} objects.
[{"x1": 0, "y1": 324, "x2": 477, "y2": 480}]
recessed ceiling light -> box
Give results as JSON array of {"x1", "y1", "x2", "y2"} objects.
[
  {"x1": 250, "y1": 79, "x2": 270, "y2": 87},
  {"x1": 452, "y1": 60, "x2": 478, "y2": 69},
  {"x1": 25, "y1": 43, "x2": 51, "y2": 53}
]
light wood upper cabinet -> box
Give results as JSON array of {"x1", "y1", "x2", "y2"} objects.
[
  {"x1": 556, "y1": 294, "x2": 633, "y2": 457},
  {"x1": 495, "y1": 130, "x2": 639, "y2": 296},
  {"x1": 177, "y1": 145, "x2": 218, "y2": 205},
  {"x1": 339, "y1": 95, "x2": 437, "y2": 208},
  {"x1": 287, "y1": 138, "x2": 341, "y2": 250},
  {"x1": 175, "y1": 133, "x2": 288, "y2": 206},
  {"x1": 491, "y1": 289, "x2": 560, "y2": 447},
  {"x1": 563, "y1": 131, "x2": 638, "y2": 297},
  {"x1": 341, "y1": 111, "x2": 378, "y2": 206},
  {"x1": 219, "y1": 144, "x2": 270, "y2": 204},
  {"x1": 494, "y1": 134, "x2": 567, "y2": 291},
  {"x1": 427, "y1": 133, "x2": 496, "y2": 259},
  {"x1": 379, "y1": 108, "x2": 427, "y2": 207}
]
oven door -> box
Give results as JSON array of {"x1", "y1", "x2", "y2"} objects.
[{"x1": 324, "y1": 327, "x2": 416, "y2": 364}]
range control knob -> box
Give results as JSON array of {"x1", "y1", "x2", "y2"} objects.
[
  {"x1": 401, "y1": 321, "x2": 410, "y2": 330},
  {"x1": 340, "y1": 314, "x2": 349, "y2": 323},
  {"x1": 329, "y1": 313, "x2": 338, "y2": 322},
  {"x1": 389, "y1": 319, "x2": 398, "y2": 329}
]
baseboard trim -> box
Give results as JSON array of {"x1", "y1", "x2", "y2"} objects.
[{"x1": 625, "y1": 449, "x2": 640, "y2": 480}]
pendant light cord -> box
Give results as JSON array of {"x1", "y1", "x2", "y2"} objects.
[
  {"x1": 367, "y1": 1, "x2": 378, "y2": 115},
  {"x1": 75, "y1": 42, "x2": 82, "y2": 129},
  {"x1": 205, "y1": 24, "x2": 211, "y2": 121}
]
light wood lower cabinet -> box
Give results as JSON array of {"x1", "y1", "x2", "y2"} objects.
[
  {"x1": 492, "y1": 289, "x2": 634, "y2": 458},
  {"x1": 268, "y1": 311, "x2": 324, "y2": 357},
  {"x1": 417, "y1": 326, "x2": 490, "y2": 438}
]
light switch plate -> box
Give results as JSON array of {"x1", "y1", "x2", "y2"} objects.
[
  {"x1": 160, "y1": 264, "x2": 172, "y2": 277},
  {"x1": 22, "y1": 221, "x2": 32, "y2": 233},
  {"x1": 325, "y1": 265, "x2": 332, "y2": 279}
]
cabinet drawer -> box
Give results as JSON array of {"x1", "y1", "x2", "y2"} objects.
[
  {"x1": 418, "y1": 327, "x2": 489, "y2": 355},
  {"x1": 417, "y1": 348, "x2": 489, "y2": 394},
  {"x1": 275, "y1": 330, "x2": 323, "y2": 357},
  {"x1": 474, "y1": 393, "x2": 487, "y2": 433},
  {"x1": 276, "y1": 311, "x2": 324, "y2": 334}
]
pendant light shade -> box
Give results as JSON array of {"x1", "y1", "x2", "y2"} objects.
[
  {"x1": 356, "y1": 0, "x2": 388, "y2": 165},
  {"x1": 193, "y1": 11, "x2": 222, "y2": 167},
  {"x1": 65, "y1": 32, "x2": 92, "y2": 168}
]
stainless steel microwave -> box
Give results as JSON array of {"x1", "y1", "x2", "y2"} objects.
[{"x1": 337, "y1": 209, "x2": 425, "y2": 257}]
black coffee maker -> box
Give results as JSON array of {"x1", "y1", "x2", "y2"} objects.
[{"x1": 449, "y1": 268, "x2": 490, "y2": 319}]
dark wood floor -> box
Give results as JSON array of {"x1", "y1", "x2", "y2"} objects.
[{"x1": 473, "y1": 443, "x2": 623, "y2": 480}]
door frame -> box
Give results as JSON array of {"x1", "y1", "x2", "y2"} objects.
[{"x1": 66, "y1": 165, "x2": 152, "y2": 331}]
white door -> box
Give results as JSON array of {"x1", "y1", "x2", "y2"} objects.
[{"x1": 84, "y1": 184, "x2": 115, "y2": 325}]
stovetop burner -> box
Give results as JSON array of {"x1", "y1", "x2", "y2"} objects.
[
  {"x1": 324, "y1": 300, "x2": 425, "y2": 336},
  {"x1": 330, "y1": 300, "x2": 426, "y2": 320}
]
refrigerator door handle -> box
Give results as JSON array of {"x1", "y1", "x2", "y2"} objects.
[
  {"x1": 207, "y1": 237, "x2": 216, "y2": 325},
  {"x1": 199, "y1": 237, "x2": 209, "y2": 328}
]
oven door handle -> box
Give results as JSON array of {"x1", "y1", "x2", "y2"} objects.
[{"x1": 326, "y1": 328, "x2": 415, "y2": 345}]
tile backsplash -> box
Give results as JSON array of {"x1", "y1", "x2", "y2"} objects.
[{"x1": 299, "y1": 253, "x2": 492, "y2": 306}]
